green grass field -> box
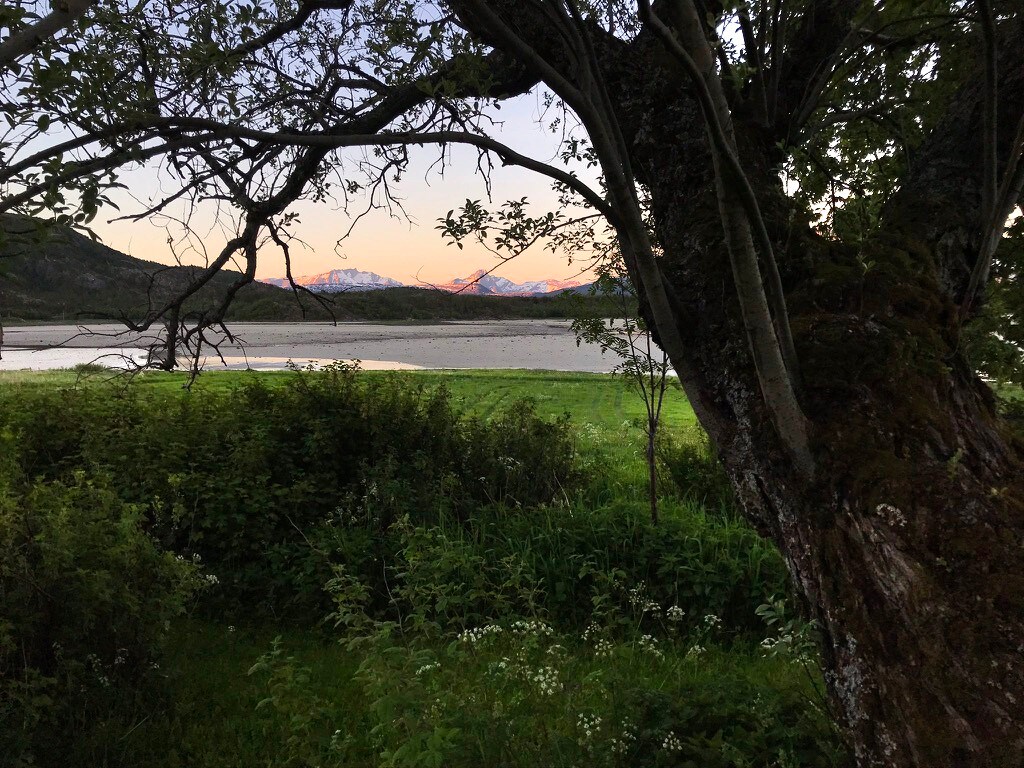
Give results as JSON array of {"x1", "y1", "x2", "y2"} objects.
[{"x1": 0, "y1": 367, "x2": 696, "y2": 426}]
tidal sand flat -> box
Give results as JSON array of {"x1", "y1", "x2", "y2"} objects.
[{"x1": 0, "y1": 320, "x2": 618, "y2": 372}]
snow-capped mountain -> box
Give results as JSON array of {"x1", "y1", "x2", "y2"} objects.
[
  {"x1": 261, "y1": 267, "x2": 584, "y2": 295},
  {"x1": 436, "y1": 269, "x2": 583, "y2": 296},
  {"x1": 261, "y1": 268, "x2": 403, "y2": 292}
]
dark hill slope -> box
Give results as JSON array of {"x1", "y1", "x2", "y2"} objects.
[
  {"x1": 0, "y1": 215, "x2": 328, "y2": 322},
  {"x1": 0, "y1": 215, "x2": 616, "y2": 322}
]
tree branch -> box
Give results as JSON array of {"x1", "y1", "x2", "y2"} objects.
[
  {"x1": 0, "y1": 0, "x2": 97, "y2": 70},
  {"x1": 976, "y1": 0, "x2": 998, "y2": 246},
  {"x1": 772, "y1": 0, "x2": 868, "y2": 140},
  {"x1": 882, "y1": 17, "x2": 1024, "y2": 311},
  {"x1": 638, "y1": 0, "x2": 812, "y2": 474},
  {"x1": 140, "y1": 118, "x2": 618, "y2": 221},
  {"x1": 737, "y1": 1, "x2": 769, "y2": 124},
  {"x1": 962, "y1": 108, "x2": 1024, "y2": 319},
  {"x1": 221, "y1": 0, "x2": 356, "y2": 62}
]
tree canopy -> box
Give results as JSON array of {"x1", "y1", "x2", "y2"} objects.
[{"x1": 1, "y1": 1, "x2": 1020, "y2": 379}]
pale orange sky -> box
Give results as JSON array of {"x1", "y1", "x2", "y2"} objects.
[{"x1": 91, "y1": 94, "x2": 604, "y2": 285}]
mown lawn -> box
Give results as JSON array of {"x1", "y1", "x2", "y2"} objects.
[{"x1": 0, "y1": 367, "x2": 697, "y2": 427}]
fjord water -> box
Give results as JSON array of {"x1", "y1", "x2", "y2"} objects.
[{"x1": 1, "y1": 320, "x2": 621, "y2": 372}]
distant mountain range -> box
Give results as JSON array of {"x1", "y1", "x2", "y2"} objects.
[
  {"x1": 0, "y1": 215, "x2": 613, "y2": 323},
  {"x1": 260, "y1": 267, "x2": 588, "y2": 296},
  {"x1": 262, "y1": 268, "x2": 403, "y2": 292},
  {"x1": 437, "y1": 269, "x2": 585, "y2": 296}
]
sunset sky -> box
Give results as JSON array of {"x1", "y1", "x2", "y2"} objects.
[{"x1": 90, "y1": 93, "x2": 604, "y2": 286}]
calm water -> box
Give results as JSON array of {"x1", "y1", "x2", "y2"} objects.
[{"x1": 1, "y1": 320, "x2": 622, "y2": 373}]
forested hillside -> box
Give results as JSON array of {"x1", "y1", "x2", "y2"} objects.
[{"x1": 0, "y1": 215, "x2": 614, "y2": 322}]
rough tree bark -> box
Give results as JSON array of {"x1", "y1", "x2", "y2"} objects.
[
  {"x1": 615, "y1": 22, "x2": 1024, "y2": 768},
  {"x1": 450, "y1": 4, "x2": 1024, "y2": 765}
]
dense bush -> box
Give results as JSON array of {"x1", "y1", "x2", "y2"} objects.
[
  {"x1": 0, "y1": 366, "x2": 578, "y2": 616},
  {"x1": 0, "y1": 463, "x2": 205, "y2": 766},
  {"x1": 0, "y1": 371, "x2": 833, "y2": 767},
  {"x1": 0, "y1": 370, "x2": 783, "y2": 630}
]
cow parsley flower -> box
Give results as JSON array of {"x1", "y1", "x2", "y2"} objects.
[{"x1": 662, "y1": 731, "x2": 683, "y2": 751}]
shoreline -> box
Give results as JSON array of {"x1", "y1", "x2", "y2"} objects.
[{"x1": 0, "y1": 319, "x2": 638, "y2": 374}]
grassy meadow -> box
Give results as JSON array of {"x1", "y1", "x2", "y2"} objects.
[{"x1": 0, "y1": 366, "x2": 846, "y2": 767}]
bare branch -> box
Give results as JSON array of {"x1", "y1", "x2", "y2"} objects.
[
  {"x1": 0, "y1": 136, "x2": 204, "y2": 214},
  {"x1": 268, "y1": 220, "x2": 337, "y2": 321},
  {"x1": 93, "y1": 117, "x2": 619, "y2": 222}
]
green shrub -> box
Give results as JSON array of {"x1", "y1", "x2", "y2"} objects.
[
  {"x1": 461, "y1": 399, "x2": 576, "y2": 511},
  {"x1": 318, "y1": 499, "x2": 788, "y2": 643},
  {"x1": 0, "y1": 366, "x2": 579, "y2": 618},
  {"x1": 477, "y1": 501, "x2": 787, "y2": 637},
  {"x1": 0, "y1": 471, "x2": 206, "y2": 766}
]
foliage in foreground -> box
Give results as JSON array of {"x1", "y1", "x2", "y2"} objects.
[
  {"x1": 245, "y1": 624, "x2": 842, "y2": 768},
  {"x1": 0, "y1": 370, "x2": 847, "y2": 767},
  {"x1": 0, "y1": 364, "x2": 577, "y2": 616},
  {"x1": 263, "y1": 517, "x2": 841, "y2": 767},
  {"x1": 0, "y1": 462, "x2": 207, "y2": 766}
]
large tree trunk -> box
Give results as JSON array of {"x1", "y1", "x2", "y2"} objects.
[
  {"x1": 661, "y1": 221, "x2": 1024, "y2": 765},
  {"x1": 609, "y1": 29, "x2": 1024, "y2": 767},
  {"x1": 451, "y1": 3, "x2": 1024, "y2": 763}
]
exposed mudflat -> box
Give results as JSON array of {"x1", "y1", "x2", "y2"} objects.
[{"x1": 0, "y1": 320, "x2": 620, "y2": 372}]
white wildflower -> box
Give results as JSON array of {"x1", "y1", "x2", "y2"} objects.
[
  {"x1": 415, "y1": 662, "x2": 441, "y2": 676},
  {"x1": 532, "y1": 665, "x2": 560, "y2": 696},
  {"x1": 458, "y1": 624, "x2": 504, "y2": 644},
  {"x1": 638, "y1": 634, "x2": 664, "y2": 659},
  {"x1": 662, "y1": 730, "x2": 684, "y2": 751},
  {"x1": 703, "y1": 614, "x2": 722, "y2": 629},
  {"x1": 510, "y1": 619, "x2": 554, "y2": 637},
  {"x1": 577, "y1": 713, "x2": 602, "y2": 744}
]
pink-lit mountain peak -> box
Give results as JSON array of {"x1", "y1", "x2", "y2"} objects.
[
  {"x1": 442, "y1": 270, "x2": 583, "y2": 296},
  {"x1": 261, "y1": 267, "x2": 584, "y2": 296},
  {"x1": 261, "y1": 267, "x2": 402, "y2": 292}
]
